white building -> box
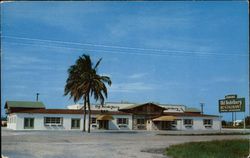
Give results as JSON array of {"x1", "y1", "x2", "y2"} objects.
[
  {"x1": 5, "y1": 101, "x2": 221, "y2": 131},
  {"x1": 67, "y1": 102, "x2": 135, "y2": 111}
]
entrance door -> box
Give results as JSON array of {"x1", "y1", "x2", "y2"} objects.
[
  {"x1": 98, "y1": 120, "x2": 109, "y2": 130},
  {"x1": 136, "y1": 118, "x2": 146, "y2": 130},
  {"x1": 24, "y1": 118, "x2": 34, "y2": 129},
  {"x1": 161, "y1": 121, "x2": 171, "y2": 130}
]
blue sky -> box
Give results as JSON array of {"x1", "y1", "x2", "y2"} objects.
[{"x1": 1, "y1": 1, "x2": 249, "y2": 120}]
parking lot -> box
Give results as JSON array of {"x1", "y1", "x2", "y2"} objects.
[{"x1": 1, "y1": 128, "x2": 249, "y2": 158}]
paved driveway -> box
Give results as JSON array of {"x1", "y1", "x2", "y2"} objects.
[{"x1": 1, "y1": 128, "x2": 248, "y2": 158}]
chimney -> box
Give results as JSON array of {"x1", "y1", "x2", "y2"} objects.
[
  {"x1": 200, "y1": 103, "x2": 204, "y2": 114},
  {"x1": 36, "y1": 93, "x2": 40, "y2": 102}
]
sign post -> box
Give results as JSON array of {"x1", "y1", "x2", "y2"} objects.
[
  {"x1": 219, "y1": 112, "x2": 222, "y2": 133},
  {"x1": 244, "y1": 112, "x2": 246, "y2": 134},
  {"x1": 218, "y1": 94, "x2": 245, "y2": 131},
  {"x1": 219, "y1": 98, "x2": 245, "y2": 113}
]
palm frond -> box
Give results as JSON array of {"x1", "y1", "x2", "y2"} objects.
[{"x1": 94, "y1": 58, "x2": 102, "y2": 71}]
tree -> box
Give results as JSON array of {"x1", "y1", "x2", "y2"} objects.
[
  {"x1": 64, "y1": 54, "x2": 111, "y2": 133},
  {"x1": 221, "y1": 120, "x2": 227, "y2": 126},
  {"x1": 245, "y1": 116, "x2": 250, "y2": 126},
  {"x1": 64, "y1": 57, "x2": 89, "y2": 132}
]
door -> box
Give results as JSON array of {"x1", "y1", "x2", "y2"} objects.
[
  {"x1": 98, "y1": 120, "x2": 109, "y2": 130},
  {"x1": 24, "y1": 118, "x2": 34, "y2": 129},
  {"x1": 161, "y1": 121, "x2": 171, "y2": 130},
  {"x1": 136, "y1": 118, "x2": 146, "y2": 130}
]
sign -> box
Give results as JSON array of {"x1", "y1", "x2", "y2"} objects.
[
  {"x1": 94, "y1": 105, "x2": 119, "y2": 111},
  {"x1": 219, "y1": 95, "x2": 245, "y2": 112},
  {"x1": 225, "y1": 94, "x2": 237, "y2": 99},
  {"x1": 163, "y1": 105, "x2": 185, "y2": 113},
  {"x1": 164, "y1": 107, "x2": 185, "y2": 113}
]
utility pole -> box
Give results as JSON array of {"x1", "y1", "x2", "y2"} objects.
[
  {"x1": 232, "y1": 112, "x2": 234, "y2": 126},
  {"x1": 36, "y1": 93, "x2": 40, "y2": 102},
  {"x1": 235, "y1": 112, "x2": 236, "y2": 121},
  {"x1": 200, "y1": 103, "x2": 204, "y2": 115}
]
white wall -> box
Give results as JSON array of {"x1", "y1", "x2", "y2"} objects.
[
  {"x1": 8, "y1": 113, "x2": 220, "y2": 131},
  {"x1": 176, "y1": 117, "x2": 221, "y2": 131},
  {"x1": 7, "y1": 114, "x2": 17, "y2": 130},
  {"x1": 9, "y1": 113, "x2": 132, "y2": 131},
  {"x1": 15, "y1": 113, "x2": 84, "y2": 130},
  {"x1": 109, "y1": 115, "x2": 133, "y2": 130}
]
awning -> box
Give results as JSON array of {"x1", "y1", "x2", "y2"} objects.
[
  {"x1": 153, "y1": 116, "x2": 176, "y2": 121},
  {"x1": 96, "y1": 115, "x2": 114, "y2": 120}
]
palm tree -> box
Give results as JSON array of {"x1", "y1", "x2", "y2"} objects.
[
  {"x1": 64, "y1": 54, "x2": 111, "y2": 133},
  {"x1": 64, "y1": 58, "x2": 89, "y2": 132}
]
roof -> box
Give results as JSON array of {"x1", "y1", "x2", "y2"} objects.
[
  {"x1": 11, "y1": 109, "x2": 131, "y2": 115},
  {"x1": 185, "y1": 107, "x2": 201, "y2": 113},
  {"x1": 5, "y1": 101, "x2": 45, "y2": 109},
  {"x1": 96, "y1": 115, "x2": 114, "y2": 120},
  {"x1": 160, "y1": 104, "x2": 185, "y2": 107},
  {"x1": 105, "y1": 101, "x2": 136, "y2": 104},
  {"x1": 120, "y1": 102, "x2": 165, "y2": 110},
  {"x1": 119, "y1": 104, "x2": 140, "y2": 110},
  {"x1": 153, "y1": 116, "x2": 176, "y2": 121},
  {"x1": 163, "y1": 112, "x2": 219, "y2": 118}
]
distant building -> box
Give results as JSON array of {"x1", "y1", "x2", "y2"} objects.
[
  {"x1": 5, "y1": 101, "x2": 221, "y2": 131},
  {"x1": 233, "y1": 120, "x2": 243, "y2": 126}
]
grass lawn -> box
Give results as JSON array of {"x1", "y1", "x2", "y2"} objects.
[{"x1": 165, "y1": 139, "x2": 249, "y2": 158}]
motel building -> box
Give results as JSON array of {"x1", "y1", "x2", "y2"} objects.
[{"x1": 5, "y1": 101, "x2": 221, "y2": 131}]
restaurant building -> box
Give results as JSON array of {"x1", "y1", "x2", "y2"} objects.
[{"x1": 5, "y1": 101, "x2": 221, "y2": 131}]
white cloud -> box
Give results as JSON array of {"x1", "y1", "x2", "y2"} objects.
[
  {"x1": 109, "y1": 82, "x2": 155, "y2": 93},
  {"x1": 8, "y1": 85, "x2": 28, "y2": 89},
  {"x1": 212, "y1": 76, "x2": 246, "y2": 83},
  {"x1": 5, "y1": 56, "x2": 47, "y2": 65},
  {"x1": 128, "y1": 73, "x2": 147, "y2": 79}
]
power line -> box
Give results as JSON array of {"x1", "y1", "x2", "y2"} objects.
[
  {"x1": 2, "y1": 35, "x2": 247, "y2": 57},
  {"x1": 3, "y1": 41, "x2": 246, "y2": 59},
  {"x1": 3, "y1": 41, "x2": 198, "y2": 57}
]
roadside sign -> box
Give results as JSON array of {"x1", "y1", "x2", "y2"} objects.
[
  {"x1": 225, "y1": 94, "x2": 237, "y2": 99},
  {"x1": 219, "y1": 96, "x2": 245, "y2": 113}
]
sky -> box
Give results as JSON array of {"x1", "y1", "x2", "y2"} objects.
[{"x1": 1, "y1": 1, "x2": 249, "y2": 121}]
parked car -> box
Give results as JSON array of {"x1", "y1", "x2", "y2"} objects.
[{"x1": 1, "y1": 121, "x2": 7, "y2": 127}]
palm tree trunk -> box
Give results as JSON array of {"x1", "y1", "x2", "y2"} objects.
[
  {"x1": 83, "y1": 96, "x2": 87, "y2": 132},
  {"x1": 87, "y1": 94, "x2": 91, "y2": 133}
]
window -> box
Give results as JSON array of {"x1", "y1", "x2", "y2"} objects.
[
  {"x1": 91, "y1": 117, "x2": 97, "y2": 124},
  {"x1": 117, "y1": 118, "x2": 128, "y2": 125},
  {"x1": 44, "y1": 117, "x2": 63, "y2": 126},
  {"x1": 203, "y1": 119, "x2": 213, "y2": 125},
  {"x1": 24, "y1": 118, "x2": 34, "y2": 129},
  {"x1": 71, "y1": 119, "x2": 80, "y2": 129},
  {"x1": 137, "y1": 119, "x2": 145, "y2": 125},
  {"x1": 172, "y1": 120, "x2": 177, "y2": 125},
  {"x1": 183, "y1": 119, "x2": 193, "y2": 125}
]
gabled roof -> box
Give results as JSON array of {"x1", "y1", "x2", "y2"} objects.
[
  {"x1": 5, "y1": 101, "x2": 45, "y2": 109},
  {"x1": 163, "y1": 112, "x2": 219, "y2": 117},
  {"x1": 120, "y1": 102, "x2": 165, "y2": 110},
  {"x1": 185, "y1": 107, "x2": 201, "y2": 113},
  {"x1": 119, "y1": 104, "x2": 140, "y2": 110}
]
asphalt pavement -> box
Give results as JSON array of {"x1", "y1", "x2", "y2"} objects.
[{"x1": 1, "y1": 128, "x2": 249, "y2": 158}]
